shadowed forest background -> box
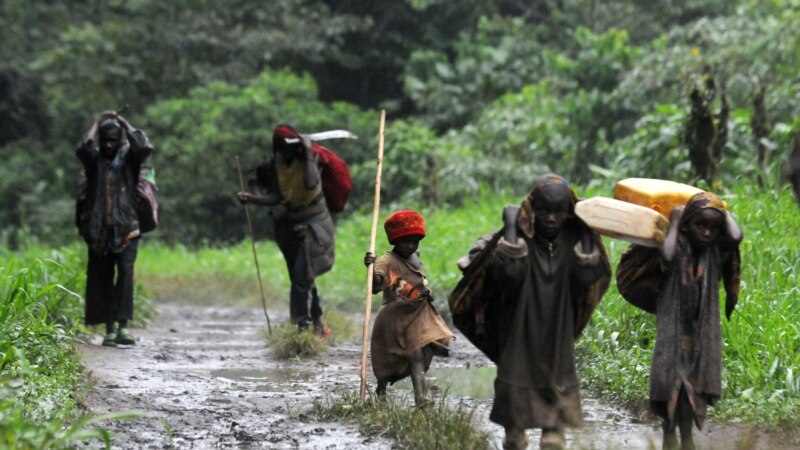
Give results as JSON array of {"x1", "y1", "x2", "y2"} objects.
[{"x1": 2, "y1": 0, "x2": 799, "y2": 246}]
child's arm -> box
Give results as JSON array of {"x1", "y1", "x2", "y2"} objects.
[
  {"x1": 502, "y1": 205, "x2": 520, "y2": 244},
  {"x1": 573, "y1": 230, "x2": 609, "y2": 285},
  {"x1": 488, "y1": 205, "x2": 528, "y2": 284},
  {"x1": 661, "y1": 206, "x2": 684, "y2": 262},
  {"x1": 364, "y1": 252, "x2": 385, "y2": 294},
  {"x1": 723, "y1": 211, "x2": 743, "y2": 244}
]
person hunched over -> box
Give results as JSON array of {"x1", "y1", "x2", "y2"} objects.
[{"x1": 237, "y1": 124, "x2": 335, "y2": 337}]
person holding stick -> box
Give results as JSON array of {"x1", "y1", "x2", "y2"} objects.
[
  {"x1": 363, "y1": 210, "x2": 453, "y2": 407},
  {"x1": 75, "y1": 110, "x2": 154, "y2": 347},
  {"x1": 237, "y1": 124, "x2": 334, "y2": 337}
]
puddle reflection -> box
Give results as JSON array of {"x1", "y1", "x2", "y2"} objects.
[
  {"x1": 396, "y1": 366, "x2": 496, "y2": 400},
  {"x1": 211, "y1": 367, "x2": 314, "y2": 391}
]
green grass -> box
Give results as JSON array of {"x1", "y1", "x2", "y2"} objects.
[
  {"x1": 0, "y1": 246, "x2": 135, "y2": 449},
  {"x1": 266, "y1": 309, "x2": 358, "y2": 359},
  {"x1": 267, "y1": 322, "x2": 328, "y2": 359},
  {"x1": 308, "y1": 389, "x2": 492, "y2": 450}
]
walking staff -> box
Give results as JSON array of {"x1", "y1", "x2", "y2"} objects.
[{"x1": 360, "y1": 110, "x2": 386, "y2": 400}]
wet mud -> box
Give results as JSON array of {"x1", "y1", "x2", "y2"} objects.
[{"x1": 78, "y1": 303, "x2": 794, "y2": 449}]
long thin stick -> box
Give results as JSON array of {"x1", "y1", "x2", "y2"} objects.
[
  {"x1": 360, "y1": 110, "x2": 386, "y2": 400},
  {"x1": 236, "y1": 156, "x2": 272, "y2": 335}
]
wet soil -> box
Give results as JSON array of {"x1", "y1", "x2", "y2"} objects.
[{"x1": 78, "y1": 303, "x2": 794, "y2": 449}]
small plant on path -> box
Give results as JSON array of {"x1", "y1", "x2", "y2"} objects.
[{"x1": 309, "y1": 389, "x2": 492, "y2": 450}]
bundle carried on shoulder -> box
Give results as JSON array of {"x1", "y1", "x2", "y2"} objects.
[
  {"x1": 135, "y1": 166, "x2": 158, "y2": 233},
  {"x1": 447, "y1": 231, "x2": 502, "y2": 362},
  {"x1": 615, "y1": 244, "x2": 661, "y2": 314},
  {"x1": 75, "y1": 165, "x2": 159, "y2": 236},
  {"x1": 311, "y1": 142, "x2": 351, "y2": 213}
]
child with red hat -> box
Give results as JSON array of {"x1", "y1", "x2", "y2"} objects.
[{"x1": 364, "y1": 209, "x2": 454, "y2": 407}]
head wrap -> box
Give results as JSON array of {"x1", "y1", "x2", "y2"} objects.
[
  {"x1": 680, "y1": 190, "x2": 740, "y2": 316},
  {"x1": 518, "y1": 174, "x2": 577, "y2": 238},
  {"x1": 272, "y1": 124, "x2": 302, "y2": 154},
  {"x1": 680, "y1": 191, "x2": 727, "y2": 226},
  {"x1": 99, "y1": 117, "x2": 122, "y2": 130},
  {"x1": 520, "y1": 174, "x2": 610, "y2": 336},
  {"x1": 384, "y1": 210, "x2": 426, "y2": 244}
]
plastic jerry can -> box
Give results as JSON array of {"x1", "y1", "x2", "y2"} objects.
[
  {"x1": 614, "y1": 178, "x2": 703, "y2": 217},
  {"x1": 575, "y1": 197, "x2": 669, "y2": 247}
]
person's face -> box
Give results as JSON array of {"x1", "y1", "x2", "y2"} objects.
[
  {"x1": 532, "y1": 185, "x2": 572, "y2": 240},
  {"x1": 276, "y1": 140, "x2": 302, "y2": 161},
  {"x1": 392, "y1": 235, "x2": 422, "y2": 259},
  {"x1": 99, "y1": 126, "x2": 122, "y2": 158},
  {"x1": 685, "y1": 208, "x2": 724, "y2": 250}
]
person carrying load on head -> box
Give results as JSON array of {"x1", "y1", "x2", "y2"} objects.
[
  {"x1": 454, "y1": 174, "x2": 610, "y2": 450},
  {"x1": 616, "y1": 191, "x2": 743, "y2": 450},
  {"x1": 75, "y1": 110, "x2": 154, "y2": 347}
]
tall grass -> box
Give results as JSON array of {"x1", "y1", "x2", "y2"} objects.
[{"x1": 0, "y1": 246, "x2": 128, "y2": 448}]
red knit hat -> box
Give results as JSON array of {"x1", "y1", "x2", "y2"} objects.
[{"x1": 384, "y1": 210, "x2": 426, "y2": 244}]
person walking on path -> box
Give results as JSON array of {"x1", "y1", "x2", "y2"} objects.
[
  {"x1": 237, "y1": 124, "x2": 334, "y2": 337},
  {"x1": 363, "y1": 210, "x2": 453, "y2": 407},
  {"x1": 75, "y1": 111, "x2": 154, "y2": 347},
  {"x1": 617, "y1": 191, "x2": 743, "y2": 450},
  {"x1": 481, "y1": 175, "x2": 611, "y2": 450}
]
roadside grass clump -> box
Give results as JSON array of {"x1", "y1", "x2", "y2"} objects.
[
  {"x1": 309, "y1": 389, "x2": 492, "y2": 450},
  {"x1": 267, "y1": 322, "x2": 327, "y2": 359},
  {"x1": 265, "y1": 308, "x2": 356, "y2": 358},
  {"x1": 322, "y1": 308, "x2": 358, "y2": 345}
]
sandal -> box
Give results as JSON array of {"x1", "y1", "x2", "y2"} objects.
[
  {"x1": 116, "y1": 327, "x2": 136, "y2": 345},
  {"x1": 313, "y1": 320, "x2": 331, "y2": 339},
  {"x1": 102, "y1": 333, "x2": 118, "y2": 347}
]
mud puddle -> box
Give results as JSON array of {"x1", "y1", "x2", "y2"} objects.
[{"x1": 79, "y1": 303, "x2": 793, "y2": 449}]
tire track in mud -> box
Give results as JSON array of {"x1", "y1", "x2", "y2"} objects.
[{"x1": 78, "y1": 303, "x2": 789, "y2": 449}]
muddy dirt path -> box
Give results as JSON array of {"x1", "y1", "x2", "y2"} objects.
[{"x1": 79, "y1": 303, "x2": 790, "y2": 449}]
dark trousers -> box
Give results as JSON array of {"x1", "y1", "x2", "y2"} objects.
[
  {"x1": 275, "y1": 224, "x2": 322, "y2": 326},
  {"x1": 84, "y1": 239, "x2": 138, "y2": 326}
]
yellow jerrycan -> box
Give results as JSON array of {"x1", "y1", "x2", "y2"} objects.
[
  {"x1": 575, "y1": 197, "x2": 669, "y2": 247},
  {"x1": 613, "y1": 178, "x2": 703, "y2": 217}
]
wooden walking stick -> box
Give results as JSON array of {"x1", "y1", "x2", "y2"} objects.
[
  {"x1": 360, "y1": 110, "x2": 386, "y2": 400},
  {"x1": 236, "y1": 156, "x2": 273, "y2": 335}
]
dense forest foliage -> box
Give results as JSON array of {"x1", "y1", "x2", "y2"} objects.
[{"x1": 1, "y1": 0, "x2": 798, "y2": 245}]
